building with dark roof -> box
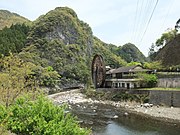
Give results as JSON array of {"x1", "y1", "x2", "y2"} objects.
[{"x1": 105, "y1": 65, "x2": 151, "y2": 89}]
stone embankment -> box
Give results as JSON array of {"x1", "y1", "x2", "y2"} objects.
[{"x1": 48, "y1": 89, "x2": 180, "y2": 123}]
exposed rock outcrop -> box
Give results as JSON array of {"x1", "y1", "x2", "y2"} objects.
[{"x1": 155, "y1": 34, "x2": 180, "y2": 66}]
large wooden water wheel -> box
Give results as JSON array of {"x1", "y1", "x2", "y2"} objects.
[{"x1": 91, "y1": 55, "x2": 106, "y2": 88}]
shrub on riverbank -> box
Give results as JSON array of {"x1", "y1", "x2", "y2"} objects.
[
  {"x1": 84, "y1": 89, "x2": 112, "y2": 100},
  {"x1": 111, "y1": 93, "x2": 149, "y2": 103},
  {"x1": 84, "y1": 88, "x2": 149, "y2": 103},
  {"x1": 0, "y1": 96, "x2": 90, "y2": 135}
]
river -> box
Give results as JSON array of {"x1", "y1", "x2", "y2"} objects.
[{"x1": 70, "y1": 103, "x2": 180, "y2": 135}]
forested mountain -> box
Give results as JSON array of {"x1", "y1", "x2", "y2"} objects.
[
  {"x1": 117, "y1": 43, "x2": 146, "y2": 63},
  {"x1": 93, "y1": 37, "x2": 126, "y2": 68},
  {"x1": 105, "y1": 43, "x2": 146, "y2": 63},
  {"x1": 0, "y1": 10, "x2": 30, "y2": 30},
  {"x1": 0, "y1": 7, "x2": 147, "y2": 88},
  {"x1": 155, "y1": 34, "x2": 180, "y2": 66},
  {"x1": 16, "y1": 7, "x2": 126, "y2": 87}
]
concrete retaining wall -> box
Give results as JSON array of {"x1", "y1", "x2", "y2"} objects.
[
  {"x1": 149, "y1": 91, "x2": 172, "y2": 106},
  {"x1": 157, "y1": 78, "x2": 180, "y2": 88},
  {"x1": 173, "y1": 91, "x2": 180, "y2": 107},
  {"x1": 97, "y1": 88, "x2": 180, "y2": 107},
  {"x1": 149, "y1": 90, "x2": 180, "y2": 107}
]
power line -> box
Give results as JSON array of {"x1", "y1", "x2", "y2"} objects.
[
  {"x1": 132, "y1": 0, "x2": 155, "y2": 44},
  {"x1": 137, "y1": 0, "x2": 150, "y2": 41},
  {"x1": 131, "y1": 0, "x2": 140, "y2": 42},
  {"x1": 134, "y1": 0, "x2": 144, "y2": 43},
  {"x1": 158, "y1": 0, "x2": 175, "y2": 37},
  {"x1": 140, "y1": 0, "x2": 159, "y2": 43},
  {"x1": 137, "y1": 0, "x2": 155, "y2": 44}
]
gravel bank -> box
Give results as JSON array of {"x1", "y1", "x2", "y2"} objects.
[{"x1": 48, "y1": 89, "x2": 180, "y2": 123}]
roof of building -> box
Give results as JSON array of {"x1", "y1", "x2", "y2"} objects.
[{"x1": 106, "y1": 65, "x2": 151, "y2": 74}]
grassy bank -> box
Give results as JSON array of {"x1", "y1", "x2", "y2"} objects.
[{"x1": 83, "y1": 88, "x2": 149, "y2": 103}]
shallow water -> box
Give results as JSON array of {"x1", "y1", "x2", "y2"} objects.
[{"x1": 70, "y1": 103, "x2": 180, "y2": 135}]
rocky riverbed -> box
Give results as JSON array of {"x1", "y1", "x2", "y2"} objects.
[{"x1": 48, "y1": 89, "x2": 180, "y2": 124}]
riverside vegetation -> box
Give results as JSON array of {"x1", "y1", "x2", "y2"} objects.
[
  {"x1": 84, "y1": 89, "x2": 149, "y2": 103},
  {"x1": 0, "y1": 54, "x2": 90, "y2": 135},
  {"x1": 0, "y1": 96, "x2": 90, "y2": 135},
  {"x1": 0, "y1": 7, "x2": 179, "y2": 134}
]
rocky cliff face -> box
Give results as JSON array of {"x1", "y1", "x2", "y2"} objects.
[
  {"x1": 18, "y1": 7, "x2": 126, "y2": 88},
  {"x1": 19, "y1": 7, "x2": 95, "y2": 87},
  {"x1": 155, "y1": 34, "x2": 180, "y2": 66},
  {"x1": 28, "y1": 7, "x2": 92, "y2": 47}
]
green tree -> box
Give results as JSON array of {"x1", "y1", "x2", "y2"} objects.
[
  {"x1": 39, "y1": 66, "x2": 60, "y2": 87},
  {"x1": 155, "y1": 29, "x2": 177, "y2": 47},
  {"x1": 127, "y1": 61, "x2": 142, "y2": 66},
  {"x1": 137, "y1": 73, "x2": 157, "y2": 88},
  {"x1": 0, "y1": 24, "x2": 30, "y2": 57},
  {"x1": 175, "y1": 18, "x2": 180, "y2": 32},
  {"x1": 148, "y1": 43, "x2": 157, "y2": 61},
  {"x1": 143, "y1": 61, "x2": 163, "y2": 70},
  {"x1": 0, "y1": 54, "x2": 60, "y2": 107},
  {"x1": 0, "y1": 54, "x2": 39, "y2": 107}
]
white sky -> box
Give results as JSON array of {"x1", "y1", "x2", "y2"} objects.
[{"x1": 1, "y1": 0, "x2": 180, "y2": 56}]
